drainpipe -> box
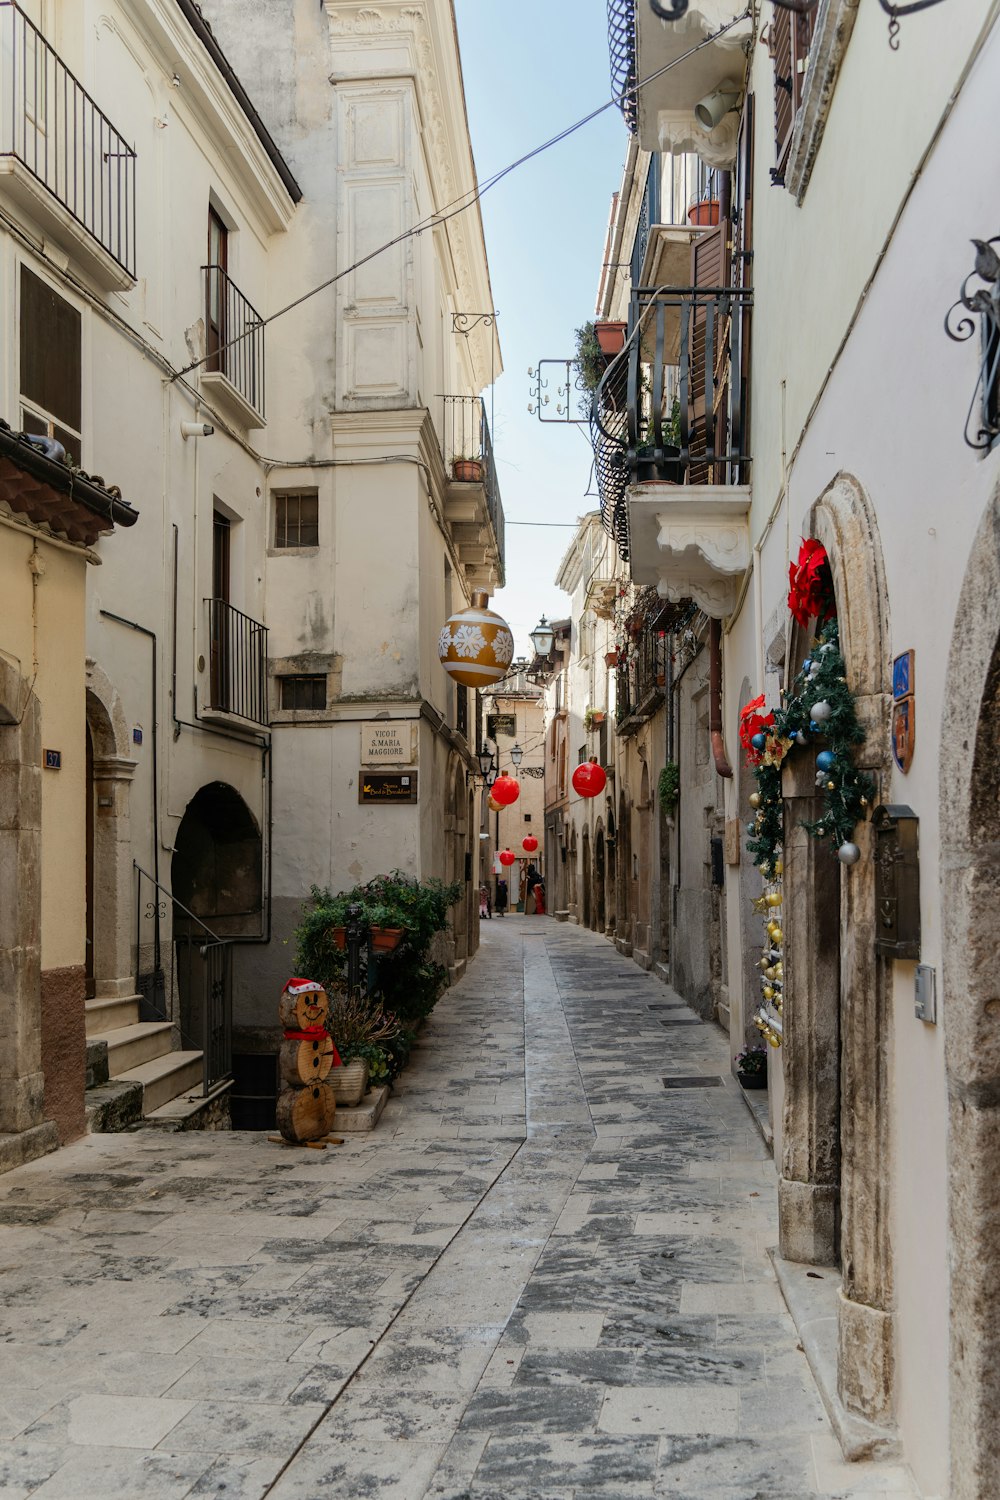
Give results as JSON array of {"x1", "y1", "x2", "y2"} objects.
[{"x1": 709, "y1": 618, "x2": 733, "y2": 780}]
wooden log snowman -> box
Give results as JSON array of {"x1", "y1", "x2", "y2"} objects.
[{"x1": 276, "y1": 978, "x2": 340, "y2": 1143}]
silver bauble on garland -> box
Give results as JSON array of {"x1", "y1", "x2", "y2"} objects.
[{"x1": 837, "y1": 841, "x2": 861, "y2": 865}]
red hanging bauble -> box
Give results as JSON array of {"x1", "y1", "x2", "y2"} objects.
[
  {"x1": 498, "y1": 849, "x2": 516, "y2": 867},
  {"x1": 491, "y1": 774, "x2": 520, "y2": 806},
  {"x1": 522, "y1": 836, "x2": 539, "y2": 853},
  {"x1": 572, "y1": 758, "x2": 607, "y2": 799}
]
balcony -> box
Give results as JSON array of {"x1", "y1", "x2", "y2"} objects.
[
  {"x1": 440, "y1": 395, "x2": 505, "y2": 590},
  {"x1": 0, "y1": 1, "x2": 136, "y2": 287},
  {"x1": 616, "y1": 605, "x2": 667, "y2": 734},
  {"x1": 205, "y1": 598, "x2": 268, "y2": 727},
  {"x1": 200, "y1": 265, "x2": 266, "y2": 429},
  {"x1": 591, "y1": 280, "x2": 751, "y2": 619},
  {"x1": 619, "y1": 0, "x2": 751, "y2": 164},
  {"x1": 630, "y1": 153, "x2": 721, "y2": 291}
]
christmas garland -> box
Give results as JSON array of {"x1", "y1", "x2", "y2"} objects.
[{"x1": 739, "y1": 540, "x2": 876, "y2": 1047}]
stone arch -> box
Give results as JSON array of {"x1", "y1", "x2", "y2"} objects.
[
  {"x1": 568, "y1": 825, "x2": 578, "y2": 916},
  {"x1": 605, "y1": 801, "x2": 617, "y2": 933},
  {"x1": 940, "y1": 489, "x2": 1000, "y2": 1500},
  {"x1": 637, "y1": 760, "x2": 652, "y2": 954},
  {"x1": 581, "y1": 825, "x2": 592, "y2": 930},
  {"x1": 84, "y1": 661, "x2": 135, "y2": 1000},
  {"x1": 466, "y1": 785, "x2": 478, "y2": 956},
  {"x1": 444, "y1": 757, "x2": 468, "y2": 962},
  {"x1": 594, "y1": 818, "x2": 606, "y2": 934},
  {"x1": 617, "y1": 789, "x2": 631, "y2": 944},
  {"x1": 779, "y1": 471, "x2": 894, "y2": 1426}
]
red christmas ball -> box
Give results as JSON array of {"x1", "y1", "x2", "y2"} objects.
[
  {"x1": 491, "y1": 775, "x2": 520, "y2": 807},
  {"x1": 498, "y1": 849, "x2": 516, "y2": 867},
  {"x1": 522, "y1": 836, "x2": 539, "y2": 853},
  {"x1": 572, "y1": 759, "x2": 607, "y2": 799}
]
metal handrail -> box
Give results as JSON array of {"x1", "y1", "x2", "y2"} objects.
[
  {"x1": 0, "y1": 1, "x2": 136, "y2": 276},
  {"x1": 591, "y1": 283, "x2": 753, "y2": 561},
  {"x1": 134, "y1": 862, "x2": 222, "y2": 944},
  {"x1": 202, "y1": 263, "x2": 265, "y2": 417}
]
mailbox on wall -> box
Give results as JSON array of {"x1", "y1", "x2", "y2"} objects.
[{"x1": 873, "y1": 804, "x2": 920, "y2": 960}]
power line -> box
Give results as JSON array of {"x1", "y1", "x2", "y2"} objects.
[{"x1": 172, "y1": 11, "x2": 751, "y2": 381}]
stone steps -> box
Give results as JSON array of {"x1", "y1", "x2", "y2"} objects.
[
  {"x1": 118, "y1": 1051, "x2": 205, "y2": 1114},
  {"x1": 89, "y1": 1021, "x2": 174, "y2": 1077},
  {"x1": 85, "y1": 994, "x2": 140, "y2": 1035}
]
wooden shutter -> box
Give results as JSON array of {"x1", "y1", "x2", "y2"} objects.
[
  {"x1": 20, "y1": 266, "x2": 81, "y2": 433},
  {"x1": 731, "y1": 96, "x2": 754, "y2": 483},
  {"x1": 773, "y1": 11, "x2": 815, "y2": 176},
  {"x1": 687, "y1": 222, "x2": 731, "y2": 484}
]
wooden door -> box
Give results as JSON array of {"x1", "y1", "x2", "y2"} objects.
[
  {"x1": 206, "y1": 209, "x2": 228, "y2": 375},
  {"x1": 210, "y1": 511, "x2": 231, "y2": 710},
  {"x1": 85, "y1": 722, "x2": 95, "y2": 999}
]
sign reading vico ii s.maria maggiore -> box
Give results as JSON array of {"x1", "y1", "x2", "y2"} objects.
[{"x1": 360, "y1": 721, "x2": 417, "y2": 766}]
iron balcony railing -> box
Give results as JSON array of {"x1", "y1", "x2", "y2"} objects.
[
  {"x1": 607, "y1": 0, "x2": 637, "y2": 133},
  {"x1": 616, "y1": 616, "x2": 667, "y2": 729},
  {"x1": 134, "y1": 863, "x2": 232, "y2": 1097},
  {"x1": 203, "y1": 264, "x2": 265, "y2": 417},
  {"x1": 591, "y1": 283, "x2": 752, "y2": 562},
  {"x1": 0, "y1": 1, "x2": 136, "y2": 277},
  {"x1": 206, "y1": 597, "x2": 268, "y2": 725},
  {"x1": 441, "y1": 394, "x2": 506, "y2": 585}
]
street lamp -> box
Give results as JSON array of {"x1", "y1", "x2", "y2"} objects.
[
  {"x1": 510, "y1": 742, "x2": 524, "y2": 768},
  {"x1": 529, "y1": 615, "x2": 555, "y2": 660},
  {"x1": 476, "y1": 742, "x2": 496, "y2": 779}
]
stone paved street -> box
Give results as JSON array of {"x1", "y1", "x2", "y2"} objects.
[{"x1": 0, "y1": 920, "x2": 922, "y2": 1499}]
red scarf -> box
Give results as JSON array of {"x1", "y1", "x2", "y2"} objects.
[{"x1": 283, "y1": 1026, "x2": 341, "y2": 1066}]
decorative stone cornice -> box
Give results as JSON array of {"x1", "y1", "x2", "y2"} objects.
[{"x1": 628, "y1": 484, "x2": 751, "y2": 619}]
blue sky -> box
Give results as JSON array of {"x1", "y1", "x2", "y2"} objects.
[{"x1": 453, "y1": 1, "x2": 627, "y2": 655}]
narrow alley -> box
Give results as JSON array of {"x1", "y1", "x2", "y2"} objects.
[{"x1": 0, "y1": 920, "x2": 918, "y2": 1500}]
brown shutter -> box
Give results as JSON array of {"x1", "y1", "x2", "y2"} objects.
[
  {"x1": 687, "y1": 222, "x2": 731, "y2": 484},
  {"x1": 732, "y1": 96, "x2": 754, "y2": 483},
  {"x1": 772, "y1": 8, "x2": 794, "y2": 171},
  {"x1": 20, "y1": 266, "x2": 82, "y2": 432}
]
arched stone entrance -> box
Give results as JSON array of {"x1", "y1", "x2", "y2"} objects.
[
  {"x1": 606, "y1": 803, "x2": 617, "y2": 935},
  {"x1": 617, "y1": 789, "x2": 632, "y2": 949},
  {"x1": 85, "y1": 661, "x2": 135, "y2": 1000},
  {"x1": 581, "y1": 826, "x2": 592, "y2": 930},
  {"x1": 172, "y1": 783, "x2": 262, "y2": 1050},
  {"x1": 778, "y1": 473, "x2": 894, "y2": 1426},
  {"x1": 637, "y1": 761, "x2": 652, "y2": 955},
  {"x1": 940, "y1": 489, "x2": 1000, "y2": 1500},
  {"x1": 594, "y1": 821, "x2": 606, "y2": 933}
]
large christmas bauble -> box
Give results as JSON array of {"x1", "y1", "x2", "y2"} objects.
[
  {"x1": 522, "y1": 836, "x2": 539, "y2": 853},
  {"x1": 498, "y1": 849, "x2": 516, "y2": 867},
  {"x1": 492, "y1": 775, "x2": 520, "y2": 807},
  {"x1": 437, "y1": 591, "x2": 514, "y2": 688},
  {"x1": 487, "y1": 794, "x2": 503, "y2": 813},
  {"x1": 572, "y1": 759, "x2": 607, "y2": 799},
  {"x1": 816, "y1": 750, "x2": 836, "y2": 772}
]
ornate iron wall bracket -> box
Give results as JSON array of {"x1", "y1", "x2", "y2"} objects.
[{"x1": 945, "y1": 236, "x2": 1000, "y2": 452}]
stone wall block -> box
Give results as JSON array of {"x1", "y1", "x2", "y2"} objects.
[
  {"x1": 778, "y1": 1177, "x2": 839, "y2": 1265},
  {"x1": 941, "y1": 849, "x2": 1000, "y2": 1091},
  {"x1": 838, "y1": 1288, "x2": 895, "y2": 1427}
]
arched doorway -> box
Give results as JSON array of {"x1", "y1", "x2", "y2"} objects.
[
  {"x1": 779, "y1": 473, "x2": 894, "y2": 1426},
  {"x1": 617, "y1": 789, "x2": 631, "y2": 948},
  {"x1": 84, "y1": 664, "x2": 135, "y2": 1001},
  {"x1": 172, "y1": 783, "x2": 262, "y2": 1050},
  {"x1": 637, "y1": 761, "x2": 651, "y2": 954},
  {"x1": 594, "y1": 822, "x2": 606, "y2": 934},
  {"x1": 940, "y1": 489, "x2": 1000, "y2": 1499},
  {"x1": 581, "y1": 826, "x2": 591, "y2": 930},
  {"x1": 568, "y1": 827, "x2": 578, "y2": 918},
  {"x1": 606, "y1": 804, "x2": 617, "y2": 935}
]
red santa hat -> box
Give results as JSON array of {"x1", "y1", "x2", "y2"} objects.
[{"x1": 283, "y1": 977, "x2": 326, "y2": 995}]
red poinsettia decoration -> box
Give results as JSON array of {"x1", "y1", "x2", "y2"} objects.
[
  {"x1": 787, "y1": 538, "x2": 835, "y2": 628},
  {"x1": 739, "y1": 693, "x2": 775, "y2": 766}
]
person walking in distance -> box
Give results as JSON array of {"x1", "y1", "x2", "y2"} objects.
[{"x1": 495, "y1": 878, "x2": 508, "y2": 917}]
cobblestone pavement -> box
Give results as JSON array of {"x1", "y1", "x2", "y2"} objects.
[{"x1": 0, "y1": 919, "x2": 923, "y2": 1499}]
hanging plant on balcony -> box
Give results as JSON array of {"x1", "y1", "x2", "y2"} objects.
[{"x1": 574, "y1": 321, "x2": 608, "y2": 395}]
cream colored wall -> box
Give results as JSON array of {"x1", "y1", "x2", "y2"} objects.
[
  {"x1": 720, "y1": 15, "x2": 1000, "y2": 1491},
  {"x1": 0, "y1": 527, "x2": 88, "y2": 972}
]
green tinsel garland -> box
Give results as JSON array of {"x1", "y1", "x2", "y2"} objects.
[{"x1": 746, "y1": 618, "x2": 875, "y2": 870}]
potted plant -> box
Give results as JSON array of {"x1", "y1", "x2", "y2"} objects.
[
  {"x1": 735, "y1": 1045, "x2": 768, "y2": 1090},
  {"x1": 452, "y1": 455, "x2": 483, "y2": 483},
  {"x1": 368, "y1": 903, "x2": 405, "y2": 952},
  {"x1": 574, "y1": 321, "x2": 608, "y2": 396},
  {"x1": 634, "y1": 398, "x2": 684, "y2": 485},
  {"x1": 604, "y1": 649, "x2": 618, "y2": 669},
  {"x1": 328, "y1": 992, "x2": 403, "y2": 1105},
  {"x1": 658, "y1": 762, "x2": 679, "y2": 815},
  {"x1": 594, "y1": 319, "x2": 627, "y2": 356},
  {"x1": 687, "y1": 196, "x2": 720, "y2": 227}
]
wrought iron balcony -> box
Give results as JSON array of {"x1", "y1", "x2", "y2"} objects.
[
  {"x1": 630, "y1": 154, "x2": 721, "y2": 287},
  {"x1": 441, "y1": 395, "x2": 505, "y2": 588},
  {"x1": 607, "y1": 0, "x2": 637, "y2": 133},
  {"x1": 628, "y1": 0, "x2": 750, "y2": 158},
  {"x1": 616, "y1": 614, "x2": 666, "y2": 732},
  {"x1": 206, "y1": 598, "x2": 268, "y2": 725},
  {"x1": 0, "y1": 1, "x2": 136, "y2": 284},
  {"x1": 592, "y1": 283, "x2": 752, "y2": 617},
  {"x1": 201, "y1": 265, "x2": 265, "y2": 426}
]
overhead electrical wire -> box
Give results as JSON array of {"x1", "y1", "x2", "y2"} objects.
[{"x1": 171, "y1": 9, "x2": 752, "y2": 382}]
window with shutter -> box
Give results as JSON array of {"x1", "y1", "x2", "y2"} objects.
[
  {"x1": 687, "y1": 222, "x2": 731, "y2": 485},
  {"x1": 773, "y1": 11, "x2": 815, "y2": 177},
  {"x1": 19, "y1": 266, "x2": 82, "y2": 463}
]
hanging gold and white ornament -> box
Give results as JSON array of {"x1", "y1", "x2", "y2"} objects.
[{"x1": 438, "y1": 591, "x2": 514, "y2": 689}]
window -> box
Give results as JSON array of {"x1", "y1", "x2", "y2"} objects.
[
  {"x1": 206, "y1": 207, "x2": 228, "y2": 375},
  {"x1": 20, "y1": 267, "x2": 81, "y2": 462},
  {"x1": 456, "y1": 684, "x2": 468, "y2": 739},
  {"x1": 279, "y1": 674, "x2": 327, "y2": 711},
  {"x1": 274, "y1": 491, "x2": 319, "y2": 548},
  {"x1": 524, "y1": 813, "x2": 532, "y2": 824},
  {"x1": 771, "y1": 8, "x2": 814, "y2": 177}
]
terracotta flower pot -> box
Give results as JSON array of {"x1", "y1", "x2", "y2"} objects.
[
  {"x1": 594, "y1": 320, "x2": 627, "y2": 356},
  {"x1": 370, "y1": 926, "x2": 404, "y2": 952},
  {"x1": 687, "y1": 198, "x2": 720, "y2": 227},
  {"x1": 604, "y1": 650, "x2": 618, "y2": 669},
  {"x1": 331, "y1": 926, "x2": 347, "y2": 951},
  {"x1": 452, "y1": 458, "x2": 483, "y2": 483}
]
